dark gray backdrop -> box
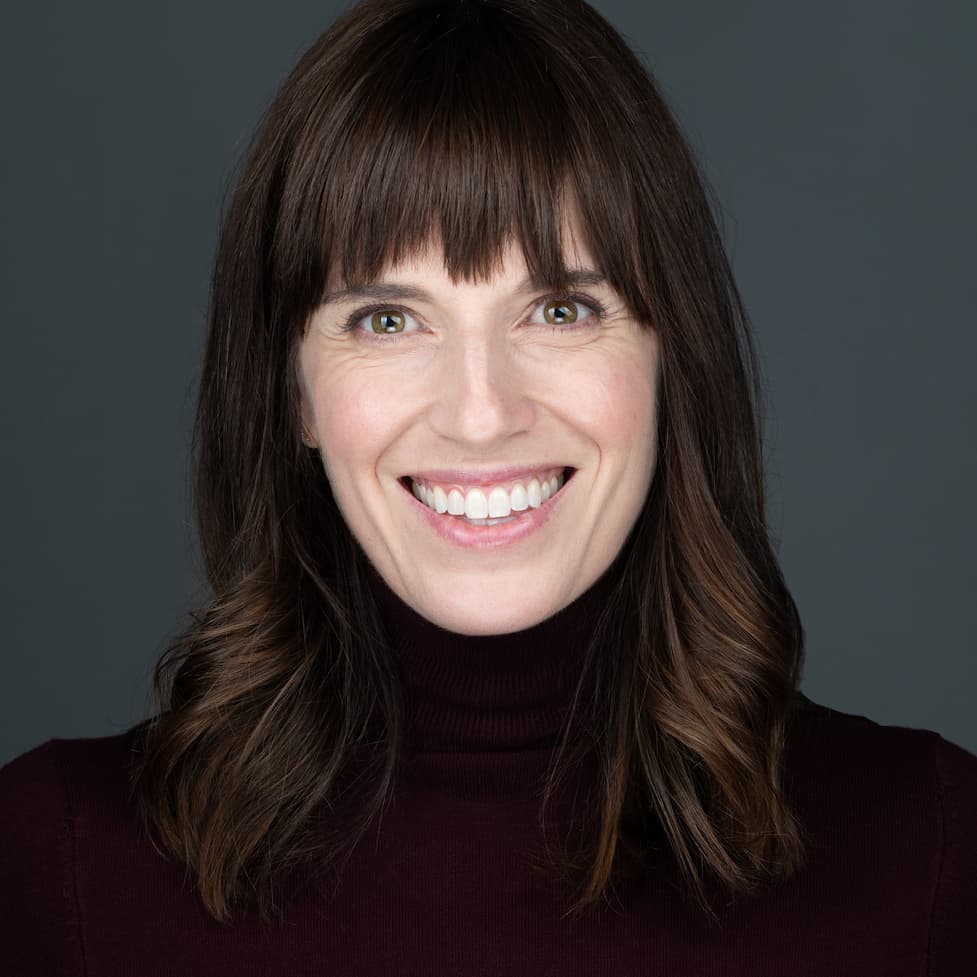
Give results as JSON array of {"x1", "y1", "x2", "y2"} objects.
[{"x1": 2, "y1": 0, "x2": 975, "y2": 766}]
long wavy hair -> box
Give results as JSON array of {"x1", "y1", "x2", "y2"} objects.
[{"x1": 130, "y1": 0, "x2": 807, "y2": 925}]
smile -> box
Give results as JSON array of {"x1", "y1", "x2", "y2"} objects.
[
  {"x1": 399, "y1": 467, "x2": 576, "y2": 547},
  {"x1": 406, "y1": 467, "x2": 571, "y2": 521}
]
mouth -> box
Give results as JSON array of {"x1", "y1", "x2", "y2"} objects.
[{"x1": 397, "y1": 466, "x2": 577, "y2": 523}]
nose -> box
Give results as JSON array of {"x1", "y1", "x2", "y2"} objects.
[{"x1": 426, "y1": 328, "x2": 536, "y2": 447}]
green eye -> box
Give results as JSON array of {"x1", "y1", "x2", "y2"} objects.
[
  {"x1": 370, "y1": 310, "x2": 407, "y2": 334},
  {"x1": 543, "y1": 300, "x2": 579, "y2": 325}
]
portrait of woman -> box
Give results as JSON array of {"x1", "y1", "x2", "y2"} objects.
[{"x1": 2, "y1": 0, "x2": 975, "y2": 973}]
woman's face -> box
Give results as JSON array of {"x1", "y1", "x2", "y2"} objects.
[{"x1": 298, "y1": 216, "x2": 661, "y2": 635}]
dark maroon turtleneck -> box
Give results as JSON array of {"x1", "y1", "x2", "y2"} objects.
[
  {"x1": 364, "y1": 561, "x2": 618, "y2": 754},
  {"x1": 2, "y1": 565, "x2": 976, "y2": 975}
]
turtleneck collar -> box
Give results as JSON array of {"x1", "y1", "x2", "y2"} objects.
[{"x1": 365, "y1": 563, "x2": 619, "y2": 753}]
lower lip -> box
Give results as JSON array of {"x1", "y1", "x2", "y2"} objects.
[{"x1": 401, "y1": 469, "x2": 575, "y2": 550}]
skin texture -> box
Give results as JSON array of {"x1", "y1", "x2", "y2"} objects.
[{"x1": 298, "y1": 217, "x2": 661, "y2": 635}]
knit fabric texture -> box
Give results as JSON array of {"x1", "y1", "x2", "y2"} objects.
[{"x1": 2, "y1": 567, "x2": 976, "y2": 975}]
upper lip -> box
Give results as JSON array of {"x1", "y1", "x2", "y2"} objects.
[{"x1": 404, "y1": 465, "x2": 573, "y2": 485}]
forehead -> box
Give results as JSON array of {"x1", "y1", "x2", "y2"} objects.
[{"x1": 325, "y1": 205, "x2": 598, "y2": 291}]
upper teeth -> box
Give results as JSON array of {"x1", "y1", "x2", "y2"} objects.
[{"x1": 411, "y1": 469, "x2": 566, "y2": 518}]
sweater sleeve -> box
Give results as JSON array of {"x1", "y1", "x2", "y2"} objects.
[
  {"x1": 927, "y1": 734, "x2": 977, "y2": 975},
  {"x1": 0, "y1": 740, "x2": 86, "y2": 976}
]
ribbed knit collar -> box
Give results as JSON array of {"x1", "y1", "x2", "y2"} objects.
[{"x1": 366, "y1": 564, "x2": 618, "y2": 753}]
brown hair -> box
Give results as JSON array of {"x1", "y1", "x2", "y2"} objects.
[{"x1": 130, "y1": 0, "x2": 806, "y2": 925}]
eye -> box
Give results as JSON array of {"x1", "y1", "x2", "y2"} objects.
[
  {"x1": 529, "y1": 295, "x2": 604, "y2": 329},
  {"x1": 342, "y1": 306, "x2": 421, "y2": 336},
  {"x1": 366, "y1": 309, "x2": 414, "y2": 335}
]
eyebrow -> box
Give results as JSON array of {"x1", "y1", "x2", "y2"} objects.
[{"x1": 320, "y1": 269, "x2": 608, "y2": 306}]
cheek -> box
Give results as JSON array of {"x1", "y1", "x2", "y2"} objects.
[
  {"x1": 309, "y1": 368, "x2": 398, "y2": 477},
  {"x1": 600, "y1": 352, "x2": 661, "y2": 517},
  {"x1": 567, "y1": 354, "x2": 659, "y2": 448}
]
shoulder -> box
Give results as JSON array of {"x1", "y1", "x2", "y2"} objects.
[
  {"x1": 0, "y1": 727, "x2": 140, "y2": 824},
  {"x1": 787, "y1": 691, "x2": 977, "y2": 781},
  {"x1": 786, "y1": 691, "x2": 977, "y2": 814},
  {"x1": 0, "y1": 727, "x2": 142, "y2": 975},
  {"x1": 786, "y1": 693, "x2": 977, "y2": 971}
]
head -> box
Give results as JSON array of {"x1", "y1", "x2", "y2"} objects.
[
  {"x1": 199, "y1": 0, "x2": 759, "y2": 631},
  {"x1": 297, "y1": 218, "x2": 660, "y2": 634},
  {"x1": 157, "y1": 0, "x2": 805, "y2": 925}
]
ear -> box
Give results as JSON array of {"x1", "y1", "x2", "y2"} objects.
[
  {"x1": 300, "y1": 421, "x2": 318, "y2": 450},
  {"x1": 298, "y1": 394, "x2": 318, "y2": 450},
  {"x1": 293, "y1": 349, "x2": 318, "y2": 449}
]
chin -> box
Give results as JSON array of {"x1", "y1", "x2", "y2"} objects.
[{"x1": 413, "y1": 585, "x2": 565, "y2": 636}]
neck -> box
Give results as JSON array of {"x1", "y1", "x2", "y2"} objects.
[{"x1": 365, "y1": 564, "x2": 619, "y2": 753}]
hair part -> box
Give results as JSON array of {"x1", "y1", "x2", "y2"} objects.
[{"x1": 130, "y1": 0, "x2": 806, "y2": 925}]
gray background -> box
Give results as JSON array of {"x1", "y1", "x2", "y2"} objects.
[{"x1": 2, "y1": 0, "x2": 974, "y2": 767}]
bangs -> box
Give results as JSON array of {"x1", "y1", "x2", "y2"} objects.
[{"x1": 270, "y1": 0, "x2": 659, "y2": 326}]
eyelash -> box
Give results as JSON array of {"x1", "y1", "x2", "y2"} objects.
[{"x1": 338, "y1": 292, "x2": 608, "y2": 341}]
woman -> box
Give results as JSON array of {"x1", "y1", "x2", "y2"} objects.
[{"x1": 2, "y1": 0, "x2": 974, "y2": 972}]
